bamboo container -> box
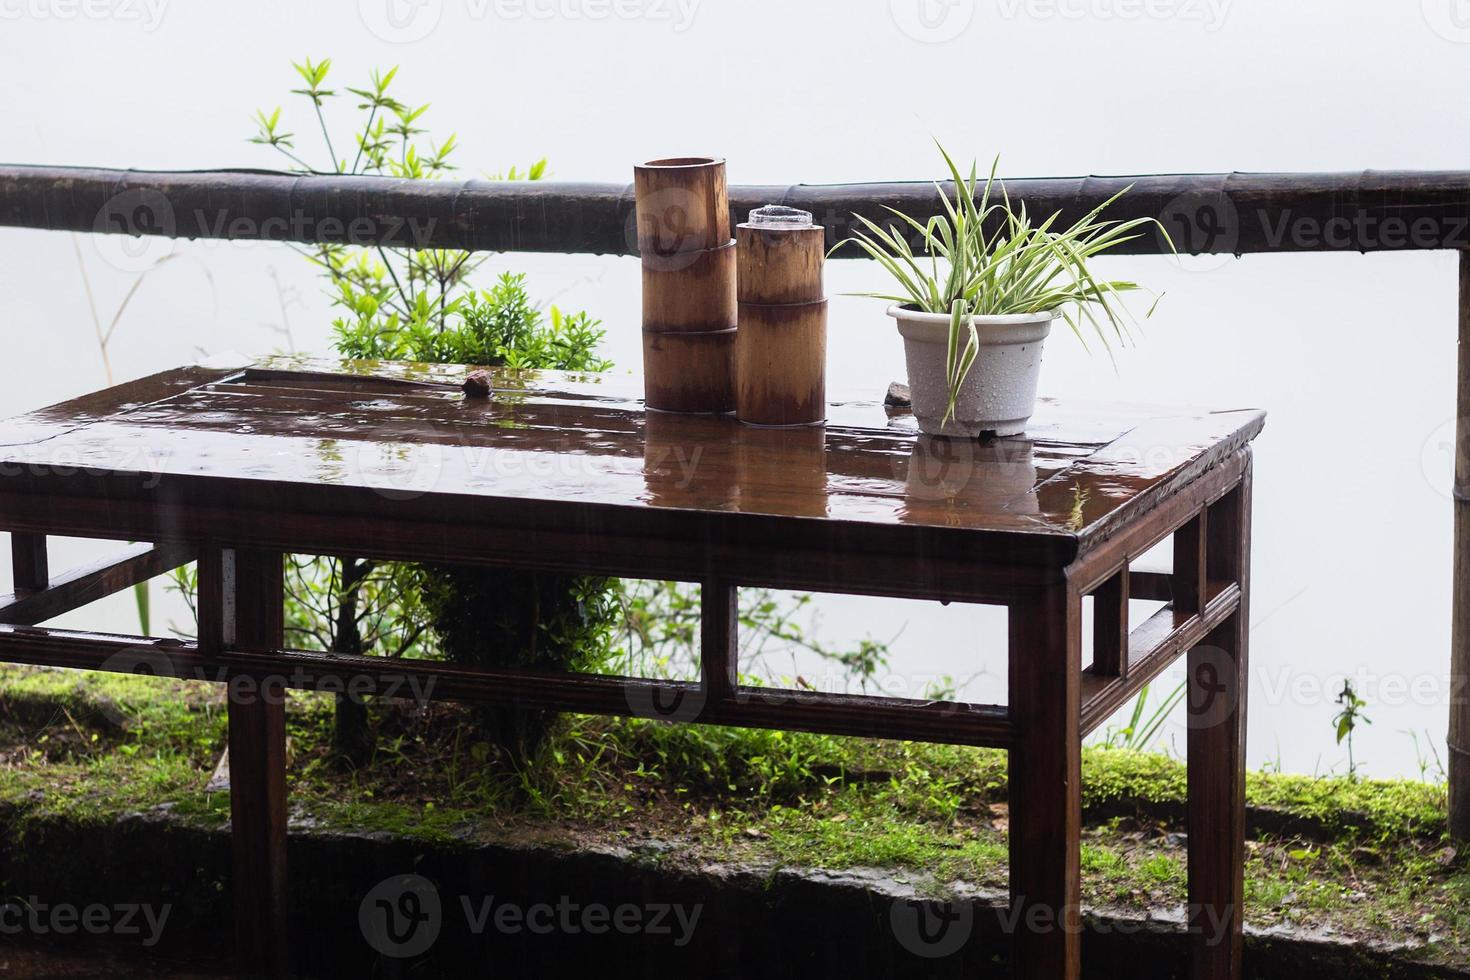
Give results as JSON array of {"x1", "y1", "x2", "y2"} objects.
[
  {"x1": 641, "y1": 240, "x2": 737, "y2": 332},
  {"x1": 633, "y1": 157, "x2": 730, "y2": 256},
  {"x1": 735, "y1": 300, "x2": 827, "y2": 426},
  {"x1": 641, "y1": 328, "x2": 736, "y2": 414},
  {"x1": 735, "y1": 206, "x2": 828, "y2": 426},
  {"x1": 636, "y1": 156, "x2": 737, "y2": 414},
  {"x1": 736, "y1": 206, "x2": 825, "y2": 304}
]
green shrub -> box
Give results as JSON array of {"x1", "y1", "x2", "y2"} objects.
[{"x1": 252, "y1": 58, "x2": 617, "y2": 765}]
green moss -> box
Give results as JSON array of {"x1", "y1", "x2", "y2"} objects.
[
  {"x1": 300, "y1": 799, "x2": 469, "y2": 846},
  {"x1": 0, "y1": 754, "x2": 213, "y2": 833},
  {"x1": 1245, "y1": 770, "x2": 1445, "y2": 838}
]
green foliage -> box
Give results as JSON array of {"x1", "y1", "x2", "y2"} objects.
[
  {"x1": 833, "y1": 143, "x2": 1170, "y2": 421},
  {"x1": 166, "y1": 557, "x2": 436, "y2": 663},
  {"x1": 419, "y1": 569, "x2": 620, "y2": 760},
  {"x1": 331, "y1": 270, "x2": 610, "y2": 371},
  {"x1": 251, "y1": 55, "x2": 561, "y2": 351},
  {"x1": 611, "y1": 580, "x2": 898, "y2": 695},
  {"x1": 422, "y1": 572, "x2": 620, "y2": 674},
  {"x1": 252, "y1": 58, "x2": 493, "y2": 179},
  {"x1": 1100, "y1": 680, "x2": 1186, "y2": 751},
  {"x1": 248, "y1": 58, "x2": 610, "y2": 763},
  {"x1": 1334, "y1": 680, "x2": 1372, "y2": 778},
  {"x1": 281, "y1": 557, "x2": 436, "y2": 660}
]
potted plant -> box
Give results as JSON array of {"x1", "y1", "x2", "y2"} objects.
[{"x1": 835, "y1": 147, "x2": 1168, "y2": 437}]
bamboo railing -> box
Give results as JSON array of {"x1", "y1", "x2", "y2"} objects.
[{"x1": 4, "y1": 166, "x2": 1470, "y2": 255}]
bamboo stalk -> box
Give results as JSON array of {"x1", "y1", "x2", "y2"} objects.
[
  {"x1": 640, "y1": 328, "x2": 736, "y2": 414},
  {"x1": 1452, "y1": 250, "x2": 1470, "y2": 840},
  {"x1": 635, "y1": 158, "x2": 736, "y2": 414},
  {"x1": 737, "y1": 220, "x2": 825, "y2": 303},
  {"x1": 641, "y1": 240, "x2": 737, "y2": 332},
  {"x1": 632, "y1": 156, "x2": 730, "y2": 255},
  {"x1": 735, "y1": 300, "x2": 827, "y2": 426},
  {"x1": 7, "y1": 165, "x2": 1470, "y2": 256}
]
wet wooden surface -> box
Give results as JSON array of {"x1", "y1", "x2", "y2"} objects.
[
  {"x1": 0, "y1": 356, "x2": 1264, "y2": 562},
  {"x1": 0, "y1": 361, "x2": 1262, "y2": 980}
]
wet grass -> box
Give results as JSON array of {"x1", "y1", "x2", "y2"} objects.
[{"x1": 0, "y1": 665, "x2": 1466, "y2": 966}]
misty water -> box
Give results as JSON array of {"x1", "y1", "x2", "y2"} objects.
[{"x1": 2, "y1": 0, "x2": 1466, "y2": 780}]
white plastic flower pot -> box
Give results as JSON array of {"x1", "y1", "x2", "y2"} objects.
[{"x1": 889, "y1": 305, "x2": 1055, "y2": 438}]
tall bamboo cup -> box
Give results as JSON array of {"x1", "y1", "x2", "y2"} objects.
[{"x1": 635, "y1": 156, "x2": 735, "y2": 413}]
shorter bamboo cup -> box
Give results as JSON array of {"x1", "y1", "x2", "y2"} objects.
[
  {"x1": 641, "y1": 240, "x2": 737, "y2": 332},
  {"x1": 735, "y1": 300, "x2": 827, "y2": 426},
  {"x1": 642, "y1": 328, "x2": 737, "y2": 414},
  {"x1": 633, "y1": 157, "x2": 730, "y2": 256},
  {"x1": 735, "y1": 205, "x2": 828, "y2": 426},
  {"x1": 737, "y1": 209, "x2": 825, "y2": 304}
]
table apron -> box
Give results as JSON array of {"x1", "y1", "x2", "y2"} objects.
[{"x1": 0, "y1": 490, "x2": 1064, "y2": 604}]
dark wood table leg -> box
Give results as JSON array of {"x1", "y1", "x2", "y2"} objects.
[
  {"x1": 1008, "y1": 583, "x2": 1082, "y2": 979},
  {"x1": 201, "y1": 546, "x2": 289, "y2": 976},
  {"x1": 700, "y1": 578, "x2": 738, "y2": 704},
  {"x1": 1187, "y1": 469, "x2": 1252, "y2": 979},
  {"x1": 11, "y1": 532, "x2": 49, "y2": 594}
]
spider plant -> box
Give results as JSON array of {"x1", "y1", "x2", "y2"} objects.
[{"x1": 834, "y1": 145, "x2": 1171, "y2": 422}]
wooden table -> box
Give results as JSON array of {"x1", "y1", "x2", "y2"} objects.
[{"x1": 0, "y1": 357, "x2": 1262, "y2": 979}]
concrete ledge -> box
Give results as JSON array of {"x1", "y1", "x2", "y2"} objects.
[{"x1": 0, "y1": 802, "x2": 1462, "y2": 979}]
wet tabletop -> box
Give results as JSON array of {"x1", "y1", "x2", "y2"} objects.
[{"x1": 0, "y1": 356, "x2": 1264, "y2": 544}]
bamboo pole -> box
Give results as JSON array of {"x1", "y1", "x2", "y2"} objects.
[
  {"x1": 5, "y1": 165, "x2": 1470, "y2": 256},
  {"x1": 1452, "y1": 251, "x2": 1470, "y2": 840},
  {"x1": 634, "y1": 157, "x2": 736, "y2": 414}
]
